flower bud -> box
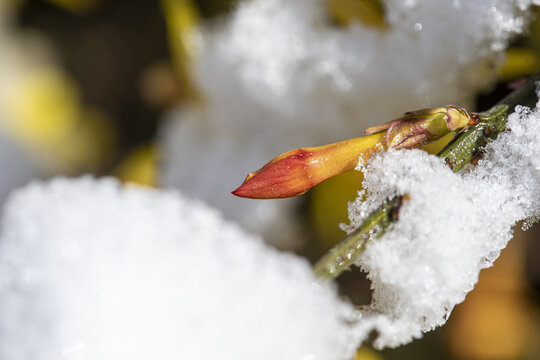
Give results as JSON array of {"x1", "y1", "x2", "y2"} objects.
[
  {"x1": 232, "y1": 133, "x2": 385, "y2": 199},
  {"x1": 233, "y1": 105, "x2": 474, "y2": 199}
]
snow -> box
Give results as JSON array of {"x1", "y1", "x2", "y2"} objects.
[
  {"x1": 162, "y1": 0, "x2": 536, "y2": 247},
  {"x1": 0, "y1": 177, "x2": 356, "y2": 359},
  {"x1": 345, "y1": 104, "x2": 540, "y2": 348}
]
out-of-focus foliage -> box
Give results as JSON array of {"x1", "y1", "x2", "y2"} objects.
[
  {"x1": 139, "y1": 62, "x2": 183, "y2": 109},
  {"x1": 43, "y1": 0, "x2": 100, "y2": 13},
  {"x1": 3, "y1": 0, "x2": 100, "y2": 13},
  {"x1": 500, "y1": 7, "x2": 540, "y2": 81},
  {"x1": 355, "y1": 347, "x2": 384, "y2": 360},
  {"x1": 0, "y1": 67, "x2": 115, "y2": 173},
  {"x1": 194, "y1": 0, "x2": 239, "y2": 18},
  {"x1": 327, "y1": 0, "x2": 386, "y2": 27},
  {"x1": 161, "y1": 0, "x2": 242, "y2": 99},
  {"x1": 499, "y1": 48, "x2": 540, "y2": 80},
  {"x1": 162, "y1": 0, "x2": 200, "y2": 99},
  {"x1": 114, "y1": 143, "x2": 158, "y2": 187},
  {"x1": 446, "y1": 233, "x2": 540, "y2": 360}
]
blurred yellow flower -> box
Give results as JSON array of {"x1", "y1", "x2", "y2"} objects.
[
  {"x1": 328, "y1": 0, "x2": 386, "y2": 27},
  {"x1": 0, "y1": 67, "x2": 114, "y2": 173},
  {"x1": 354, "y1": 347, "x2": 384, "y2": 360},
  {"x1": 499, "y1": 48, "x2": 540, "y2": 81},
  {"x1": 162, "y1": 0, "x2": 201, "y2": 100},
  {"x1": 114, "y1": 144, "x2": 158, "y2": 187}
]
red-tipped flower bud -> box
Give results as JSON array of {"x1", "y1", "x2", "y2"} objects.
[{"x1": 233, "y1": 105, "x2": 474, "y2": 199}]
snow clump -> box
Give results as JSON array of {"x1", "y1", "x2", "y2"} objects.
[{"x1": 345, "y1": 105, "x2": 540, "y2": 348}]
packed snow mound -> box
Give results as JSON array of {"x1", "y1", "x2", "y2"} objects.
[{"x1": 0, "y1": 177, "x2": 356, "y2": 360}]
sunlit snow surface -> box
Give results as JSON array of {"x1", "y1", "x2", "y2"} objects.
[
  {"x1": 0, "y1": 178, "x2": 355, "y2": 360},
  {"x1": 162, "y1": 0, "x2": 537, "y2": 248},
  {"x1": 345, "y1": 105, "x2": 540, "y2": 348}
]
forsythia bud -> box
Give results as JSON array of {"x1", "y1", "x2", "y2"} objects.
[
  {"x1": 232, "y1": 133, "x2": 385, "y2": 199},
  {"x1": 233, "y1": 105, "x2": 474, "y2": 199}
]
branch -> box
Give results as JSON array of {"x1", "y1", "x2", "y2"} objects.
[{"x1": 313, "y1": 73, "x2": 540, "y2": 280}]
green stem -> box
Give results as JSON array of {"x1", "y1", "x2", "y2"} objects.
[
  {"x1": 437, "y1": 104, "x2": 508, "y2": 172},
  {"x1": 313, "y1": 73, "x2": 540, "y2": 281},
  {"x1": 439, "y1": 71, "x2": 540, "y2": 171},
  {"x1": 313, "y1": 196, "x2": 402, "y2": 280}
]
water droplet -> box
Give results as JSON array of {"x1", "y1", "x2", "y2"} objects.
[
  {"x1": 336, "y1": 256, "x2": 345, "y2": 266},
  {"x1": 413, "y1": 23, "x2": 423, "y2": 32}
]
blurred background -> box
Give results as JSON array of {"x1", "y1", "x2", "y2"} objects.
[{"x1": 0, "y1": 0, "x2": 538, "y2": 359}]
